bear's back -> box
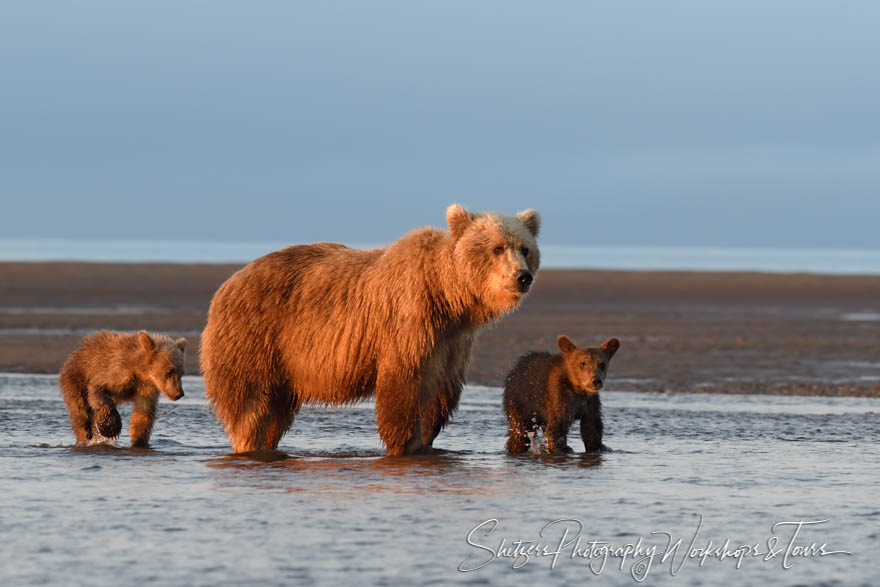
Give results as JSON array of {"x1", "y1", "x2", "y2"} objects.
[
  {"x1": 215, "y1": 243, "x2": 385, "y2": 312},
  {"x1": 60, "y1": 331, "x2": 143, "y2": 390},
  {"x1": 503, "y1": 351, "x2": 559, "y2": 416}
]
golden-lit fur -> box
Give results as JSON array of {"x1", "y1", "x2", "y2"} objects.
[
  {"x1": 59, "y1": 330, "x2": 186, "y2": 447},
  {"x1": 201, "y1": 204, "x2": 541, "y2": 455}
]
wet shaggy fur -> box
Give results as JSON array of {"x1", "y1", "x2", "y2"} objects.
[
  {"x1": 201, "y1": 204, "x2": 541, "y2": 455},
  {"x1": 59, "y1": 331, "x2": 186, "y2": 447},
  {"x1": 503, "y1": 336, "x2": 620, "y2": 454}
]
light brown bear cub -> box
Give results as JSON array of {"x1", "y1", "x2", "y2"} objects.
[
  {"x1": 503, "y1": 336, "x2": 620, "y2": 454},
  {"x1": 59, "y1": 331, "x2": 186, "y2": 447}
]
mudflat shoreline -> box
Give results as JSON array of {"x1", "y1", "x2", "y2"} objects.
[{"x1": 1, "y1": 262, "x2": 878, "y2": 396}]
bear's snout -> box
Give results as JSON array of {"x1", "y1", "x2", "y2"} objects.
[
  {"x1": 516, "y1": 270, "x2": 533, "y2": 292},
  {"x1": 592, "y1": 378, "x2": 603, "y2": 389},
  {"x1": 165, "y1": 388, "x2": 184, "y2": 401}
]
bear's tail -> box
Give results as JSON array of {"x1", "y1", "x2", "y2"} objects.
[{"x1": 58, "y1": 364, "x2": 93, "y2": 444}]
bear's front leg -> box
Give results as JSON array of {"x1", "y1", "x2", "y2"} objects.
[
  {"x1": 579, "y1": 406, "x2": 602, "y2": 451},
  {"x1": 544, "y1": 418, "x2": 573, "y2": 454},
  {"x1": 87, "y1": 384, "x2": 122, "y2": 438},
  {"x1": 375, "y1": 375, "x2": 424, "y2": 456},
  {"x1": 420, "y1": 381, "x2": 463, "y2": 448},
  {"x1": 579, "y1": 410, "x2": 603, "y2": 451},
  {"x1": 130, "y1": 394, "x2": 159, "y2": 447}
]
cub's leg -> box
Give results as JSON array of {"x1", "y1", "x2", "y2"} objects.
[
  {"x1": 130, "y1": 394, "x2": 159, "y2": 447},
  {"x1": 59, "y1": 372, "x2": 93, "y2": 444},
  {"x1": 505, "y1": 408, "x2": 534, "y2": 454},
  {"x1": 579, "y1": 411, "x2": 603, "y2": 451},
  {"x1": 544, "y1": 417, "x2": 574, "y2": 454},
  {"x1": 88, "y1": 384, "x2": 122, "y2": 438}
]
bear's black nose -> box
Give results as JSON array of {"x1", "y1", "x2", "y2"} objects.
[
  {"x1": 592, "y1": 378, "x2": 603, "y2": 388},
  {"x1": 516, "y1": 270, "x2": 533, "y2": 291}
]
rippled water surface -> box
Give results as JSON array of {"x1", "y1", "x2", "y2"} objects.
[{"x1": 1, "y1": 374, "x2": 877, "y2": 586}]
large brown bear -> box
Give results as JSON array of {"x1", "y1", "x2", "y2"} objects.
[
  {"x1": 59, "y1": 330, "x2": 186, "y2": 447},
  {"x1": 201, "y1": 204, "x2": 541, "y2": 455}
]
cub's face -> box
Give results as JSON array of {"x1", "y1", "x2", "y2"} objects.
[
  {"x1": 138, "y1": 331, "x2": 186, "y2": 401},
  {"x1": 447, "y1": 204, "x2": 541, "y2": 317},
  {"x1": 558, "y1": 336, "x2": 620, "y2": 393}
]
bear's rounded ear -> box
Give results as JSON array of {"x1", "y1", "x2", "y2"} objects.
[
  {"x1": 138, "y1": 330, "x2": 156, "y2": 352},
  {"x1": 175, "y1": 337, "x2": 187, "y2": 351},
  {"x1": 517, "y1": 209, "x2": 540, "y2": 237},
  {"x1": 558, "y1": 335, "x2": 577, "y2": 354},
  {"x1": 601, "y1": 337, "x2": 620, "y2": 357},
  {"x1": 446, "y1": 203, "x2": 475, "y2": 240}
]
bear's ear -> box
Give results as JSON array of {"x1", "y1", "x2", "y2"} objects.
[
  {"x1": 601, "y1": 337, "x2": 620, "y2": 357},
  {"x1": 175, "y1": 337, "x2": 187, "y2": 351},
  {"x1": 138, "y1": 330, "x2": 156, "y2": 352},
  {"x1": 558, "y1": 335, "x2": 577, "y2": 354},
  {"x1": 517, "y1": 209, "x2": 540, "y2": 237},
  {"x1": 446, "y1": 203, "x2": 475, "y2": 240}
]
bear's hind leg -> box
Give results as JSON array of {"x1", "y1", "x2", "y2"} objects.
[
  {"x1": 59, "y1": 371, "x2": 93, "y2": 444},
  {"x1": 505, "y1": 411, "x2": 533, "y2": 454},
  {"x1": 262, "y1": 386, "x2": 300, "y2": 450},
  {"x1": 207, "y1": 374, "x2": 273, "y2": 453}
]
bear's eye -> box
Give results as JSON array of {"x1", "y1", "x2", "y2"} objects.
[
  {"x1": 599, "y1": 362, "x2": 607, "y2": 370},
  {"x1": 580, "y1": 361, "x2": 587, "y2": 369},
  {"x1": 493, "y1": 246, "x2": 504, "y2": 255},
  {"x1": 521, "y1": 247, "x2": 529, "y2": 257},
  {"x1": 167, "y1": 368, "x2": 176, "y2": 377}
]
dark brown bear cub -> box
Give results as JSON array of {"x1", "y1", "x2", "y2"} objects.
[
  {"x1": 59, "y1": 331, "x2": 186, "y2": 447},
  {"x1": 503, "y1": 335, "x2": 620, "y2": 454}
]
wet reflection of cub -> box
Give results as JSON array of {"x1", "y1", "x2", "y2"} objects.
[
  {"x1": 59, "y1": 331, "x2": 186, "y2": 447},
  {"x1": 503, "y1": 336, "x2": 620, "y2": 454}
]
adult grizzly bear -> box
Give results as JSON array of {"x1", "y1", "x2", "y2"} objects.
[{"x1": 201, "y1": 204, "x2": 540, "y2": 455}]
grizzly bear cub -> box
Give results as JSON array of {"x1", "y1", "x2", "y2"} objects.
[
  {"x1": 59, "y1": 331, "x2": 186, "y2": 447},
  {"x1": 503, "y1": 335, "x2": 620, "y2": 454}
]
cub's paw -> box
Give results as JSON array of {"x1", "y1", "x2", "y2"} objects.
[{"x1": 96, "y1": 407, "x2": 122, "y2": 438}]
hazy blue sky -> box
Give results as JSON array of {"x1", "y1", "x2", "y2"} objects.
[{"x1": 1, "y1": 2, "x2": 878, "y2": 247}]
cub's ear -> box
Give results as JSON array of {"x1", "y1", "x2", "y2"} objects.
[
  {"x1": 517, "y1": 209, "x2": 540, "y2": 237},
  {"x1": 175, "y1": 337, "x2": 187, "y2": 351},
  {"x1": 557, "y1": 335, "x2": 577, "y2": 354},
  {"x1": 446, "y1": 203, "x2": 475, "y2": 240},
  {"x1": 138, "y1": 330, "x2": 156, "y2": 352},
  {"x1": 601, "y1": 337, "x2": 620, "y2": 357}
]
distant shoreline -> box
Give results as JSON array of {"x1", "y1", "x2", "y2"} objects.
[
  {"x1": 1, "y1": 261, "x2": 879, "y2": 397},
  {"x1": 3, "y1": 239, "x2": 880, "y2": 275}
]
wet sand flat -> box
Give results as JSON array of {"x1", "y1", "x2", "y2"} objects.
[{"x1": 1, "y1": 261, "x2": 878, "y2": 396}]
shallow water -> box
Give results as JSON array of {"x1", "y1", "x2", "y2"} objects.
[{"x1": 1, "y1": 374, "x2": 877, "y2": 586}]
